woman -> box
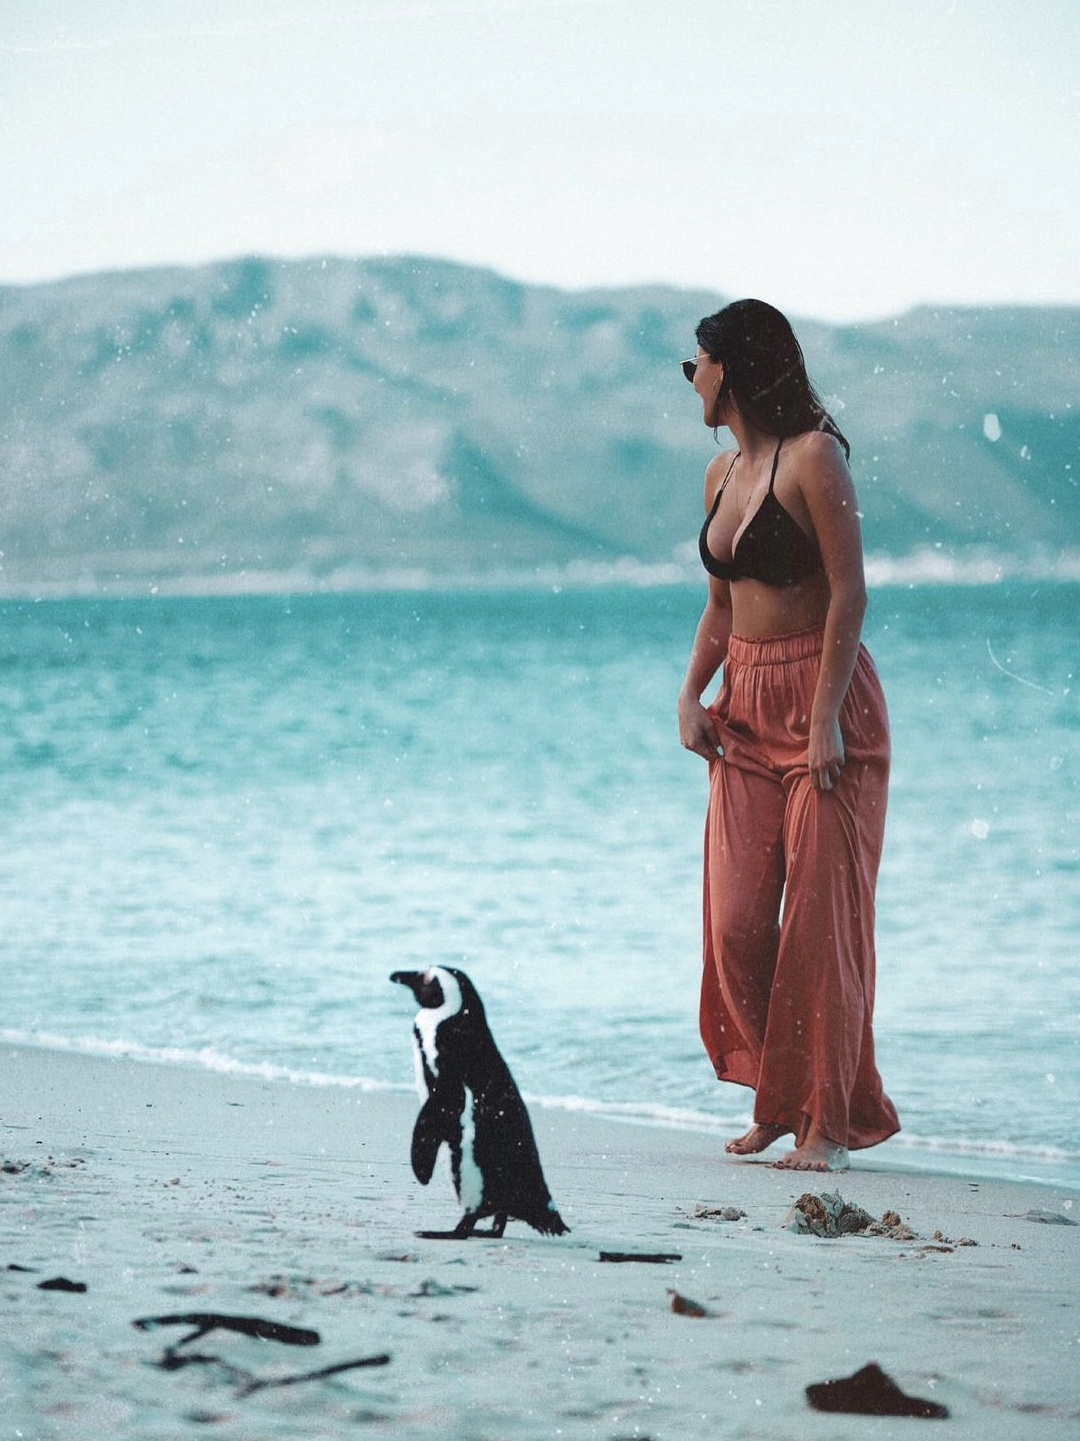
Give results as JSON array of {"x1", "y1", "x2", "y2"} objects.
[{"x1": 678, "y1": 299, "x2": 898, "y2": 1172}]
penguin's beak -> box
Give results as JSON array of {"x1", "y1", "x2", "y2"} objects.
[
  {"x1": 391, "y1": 969, "x2": 445, "y2": 1008},
  {"x1": 390, "y1": 970, "x2": 425, "y2": 1001}
]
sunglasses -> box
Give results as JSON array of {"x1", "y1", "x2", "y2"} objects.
[{"x1": 680, "y1": 355, "x2": 708, "y2": 383}]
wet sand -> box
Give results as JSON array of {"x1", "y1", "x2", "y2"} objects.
[{"x1": 2, "y1": 1042, "x2": 1078, "y2": 1439}]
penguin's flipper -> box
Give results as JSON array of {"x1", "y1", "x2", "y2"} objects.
[{"x1": 410, "y1": 1099, "x2": 456, "y2": 1186}]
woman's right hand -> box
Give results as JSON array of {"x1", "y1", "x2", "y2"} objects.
[{"x1": 678, "y1": 693, "x2": 724, "y2": 762}]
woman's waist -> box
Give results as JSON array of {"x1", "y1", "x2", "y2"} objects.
[
  {"x1": 726, "y1": 576, "x2": 829, "y2": 642},
  {"x1": 726, "y1": 625, "x2": 828, "y2": 666},
  {"x1": 723, "y1": 627, "x2": 880, "y2": 681}
]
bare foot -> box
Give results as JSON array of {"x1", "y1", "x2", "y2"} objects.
[
  {"x1": 725, "y1": 1123, "x2": 789, "y2": 1156},
  {"x1": 774, "y1": 1129, "x2": 849, "y2": 1172}
]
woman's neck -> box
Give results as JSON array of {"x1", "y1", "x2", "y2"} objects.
[{"x1": 721, "y1": 408, "x2": 778, "y2": 464}]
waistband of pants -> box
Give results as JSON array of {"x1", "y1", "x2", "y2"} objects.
[{"x1": 726, "y1": 625, "x2": 826, "y2": 667}]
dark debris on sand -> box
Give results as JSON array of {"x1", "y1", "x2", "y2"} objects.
[
  {"x1": 133, "y1": 1312, "x2": 320, "y2": 1346},
  {"x1": 783, "y1": 1189, "x2": 976, "y2": 1244},
  {"x1": 37, "y1": 1276, "x2": 88, "y2": 1293},
  {"x1": 667, "y1": 1289, "x2": 715, "y2": 1318},
  {"x1": 806, "y1": 1361, "x2": 949, "y2": 1418},
  {"x1": 132, "y1": 1311, "x2": 391, "y2": 1397},
  {"x1": 249, "y1": 1274, "x2": 383, "y2": 1301},
  {"x1": 680, "y1": 1203, "x2": 747, "y2": 1222},
  {"x1": 598, "y1": 1251, "x2": 683, "y2": 1264},
  {"x1": 1005, "y1": 1208, "x2": 1078, "y2": 1226}
]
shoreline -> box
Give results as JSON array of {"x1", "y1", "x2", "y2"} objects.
[
  {"x1": 4, "y1": 1033, "x2": 1077, "y2": 1194},
  {"x1": 3, "y1": 1042, "x2": 1078, "y2": 1438}
]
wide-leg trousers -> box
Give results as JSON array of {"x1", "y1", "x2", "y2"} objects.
[{"x1": 700, "y1": 625, "x2": 899, "y2": 1150}]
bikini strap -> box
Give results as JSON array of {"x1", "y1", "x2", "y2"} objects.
[
  {"x1": 719, "y1": 449, "x2": 740, "y2": 498},
  {"x1": 767, "y1": 437, "x2": 784, "y2": 493},
  {"x1": 705, "y1": 451, "x2": 740, "y2": 519}
]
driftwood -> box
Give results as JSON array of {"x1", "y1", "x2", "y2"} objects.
[
  {"x1": 598, "y1": 1251, "x2": 682, "y2": 1264},
  {"x1": 132, "y1": 1312, "x2": 319, "y2": 1347},
  {"x1": 237, "y1": 1353, "x2": 391, "y2": 1395},
  {"x1": 132, "y1": 1311, "x2": 391, "y2": 1395},
  {"x1": 37, "y1": 1276, "x2": 87, "y2": 1293}
]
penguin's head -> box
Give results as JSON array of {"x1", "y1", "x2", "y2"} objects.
[
  {"x1": 390, "y1": 966, "x2": 485, "y2": 1023},
  {"x1": 390, "y1": 968, "x2": 448, "y2": 1009}
]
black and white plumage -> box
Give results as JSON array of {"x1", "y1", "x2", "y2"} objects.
[{"x1": 390, "y1": 966, "x2": 569, "y2": 1239}]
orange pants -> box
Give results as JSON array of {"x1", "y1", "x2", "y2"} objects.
[{"x1": 700, "y1": 626, "x2": 899, "y2": 1150}]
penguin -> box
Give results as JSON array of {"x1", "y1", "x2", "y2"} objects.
[{"x1": 389, "y1": 966, "x2": 569, "y2": 1239}]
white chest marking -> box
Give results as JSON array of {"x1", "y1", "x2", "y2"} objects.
[
  {"x1": 413, "y1": 968, "x2": 463, "y2": 1081},
  {"x1": 410, "y1": 1032, "x2": 427, "y2": 1100}
]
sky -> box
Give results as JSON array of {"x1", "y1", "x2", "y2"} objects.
[{"x1": 2, "y1": 0, "x2": 1078, "y2": 323}]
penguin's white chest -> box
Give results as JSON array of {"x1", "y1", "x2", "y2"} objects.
[
  {"x1": 412, "y1": 973, "x2": 463, "y2": 1086},
  {"x1": 410, "y1": 1029, "x2": 429, "y2": 1100},
  {"x1": 457, "y1": 1085, "x2": 484, "y2": 1211}
]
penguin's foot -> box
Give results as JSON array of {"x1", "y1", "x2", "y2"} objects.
[
  {"x1": 413, "y1": 1228, "x2": 505, "y2": 1241},
  {"x1": 471, "y1": 1214, "x2": 507, "y2": 1238},
  {"x1": 416, "y1": 1211, "x2": 498, "y2": 1240}
]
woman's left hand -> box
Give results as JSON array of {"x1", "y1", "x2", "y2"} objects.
[{"x1": 808, "y1": 715, "x2": 845, "y2": 791}]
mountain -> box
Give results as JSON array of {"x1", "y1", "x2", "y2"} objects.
[{"x1": 1, "y1": 254, "x2": 1077, "y2": 594}]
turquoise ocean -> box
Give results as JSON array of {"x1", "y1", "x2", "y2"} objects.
[{"x1": 2, "y1": 583, "x2": 1077, "y2": 1187}]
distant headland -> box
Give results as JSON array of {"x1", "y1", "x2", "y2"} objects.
[{"x1": 2, "y1": 255, "x2": 1077, "y2": 595}]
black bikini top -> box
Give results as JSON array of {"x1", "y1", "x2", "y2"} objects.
[{"x1": 698, "y1": 437, "x2": 822, "y2": 588}]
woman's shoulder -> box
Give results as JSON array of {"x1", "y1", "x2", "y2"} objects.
[
  {"x1": 787, "y1": 428, "x2": 847, "y2": 466},
  {"x1": 704, "y1": 448, "x2": 738, "y2": 506},
  {"x1": 784, "y1": 429, "x2": 852, "y2": 491}
]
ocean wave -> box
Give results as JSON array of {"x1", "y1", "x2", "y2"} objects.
[
  {"x1": 883, "y1": 1130, "x2": 1078, "y2": 1166},
  {"x1": 525, "y1": 1091, "x2": 1080, "y2": 1167},
  {"x1": 6, "y1": 548, "x2": 1079, "y2": 601},
  {"x1": 5, "y1": 1029, "x2": 1077, "y2": 1179},
  {"x1": 0, "y1": 1029, "x2": 410, "y2": 1096}
]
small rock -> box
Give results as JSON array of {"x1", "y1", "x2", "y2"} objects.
[
  {"x1": 783, "y1": 1190, "x2": 874, "y2": 1237},
  {"x1": 668, "y1": 1289, "x2": 711, "y2": 1317},
  {"x1": 867, "y1": 1219, "x2": 918, "y2": 1241},
  {"x1": 1006, "y1": 1209, "x2": 1078, "y2": 1226},
  {"x1": 692, "y1": 1204, "x2": 747, "y2": 1222}
]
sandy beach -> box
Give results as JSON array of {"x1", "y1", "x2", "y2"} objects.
[{"x1": 2, "y1": 1042, "x2": 1078, "y2": 1440}]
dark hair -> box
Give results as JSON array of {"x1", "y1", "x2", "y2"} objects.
[{"x1": 695, "y1": 299, "x2": 849, "y2": 457}]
